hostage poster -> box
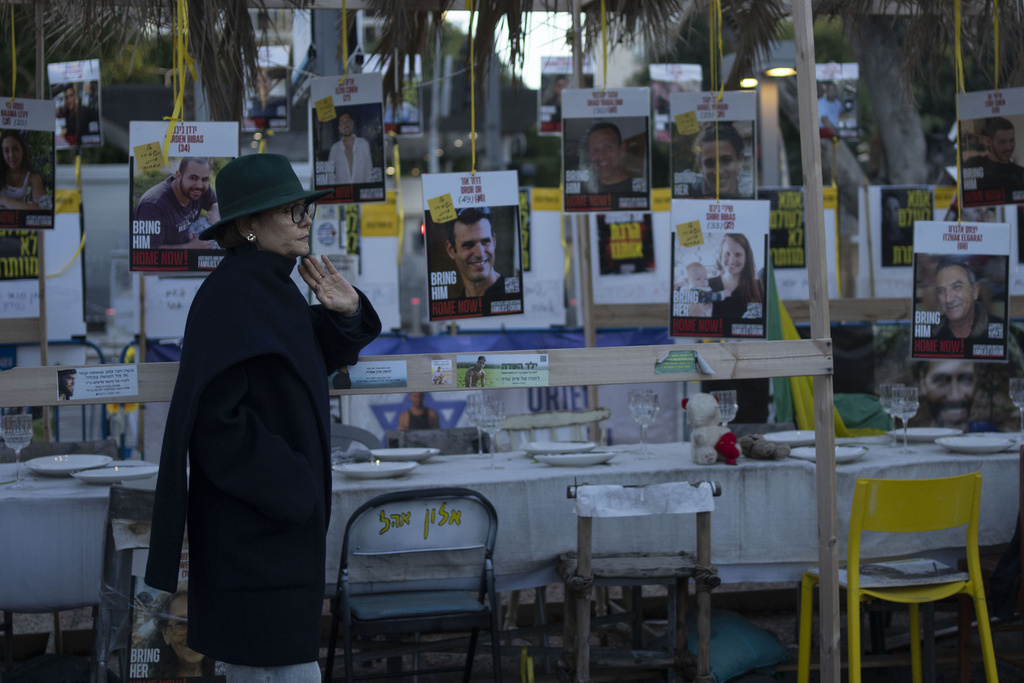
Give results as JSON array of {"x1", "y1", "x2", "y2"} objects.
[
  {"x1": 911, "y1": 219, "x2": 1010, "y2": 362},
  {"x1": 670, "y1": 90, "x2": 756, "y2": 201},
  {"x1": 47, "y1": 58, "x2": 102, "y2": 148},
  {"x1": 128, "y1": 121, "x2": 238, "y2": 272},
  {"x1": 669, "y1": 199, "x2": 770, "y2": 338},
  {"x1": 957, "y1": 86, "x2": 1024, "y2": 208},
  {"x1": 422, "y1": 171, "x2": 523, "y2": 321},
  {"x1": 0, "y1": 98, "x2": 55, "y2": 231}
]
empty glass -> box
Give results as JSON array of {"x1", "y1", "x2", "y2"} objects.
[
  {"x1": 711, "y1": 390, "x2": 738, "y2": 427},
  {"x1": 1, "y1": 414, "x2": 33, "y2": 488},
  {"x1": 628, "y1": 389, "x2": 660, "y2": 458},
  {"x1": 1009, "y1": 378, "x2": 1024, "y2": 443},
  {"x1": 477, "y1": 400, "x2": 506, "y2": 469},
  {"x1": 465, "y1": 394, "x2": 487, "y2": 457},
  {"x1": 892, "y1": 386, "x2": 919, "y2": 454},
  {"x1": 878, "y1": 383, "x2": 903, "y2": 447}
]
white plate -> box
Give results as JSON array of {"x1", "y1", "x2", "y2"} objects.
[
  {"x1": 333, "y1": 461, "x2": 418, "y2": 480},
  {"x1": 23, "y1": 454, "x2": 113, "y2": 477},
  {"x1": 934, "y1": 435, "x2": 1015, "y2": 455},
  {"x1": 534, "y1": 452, "x2": 617, "y2": 467},
  {"x1": 888, "y1": 427, "x2": 962, "y2": 443},
  {"x1": 789, "y1": 446, "x2": 867, "y2": 464},
  {"x1": 762, "y1": 430, "x2": 816, "y2": 447},
  {"x1": 522, "y1": 441, "x2": 597, "y2": 455},
  {"x1": 71, "y1": 462, "x2": 160, "y2": 485},
  {"x1": 368, "y1": 448, "x2": 440, "y2": 462}
]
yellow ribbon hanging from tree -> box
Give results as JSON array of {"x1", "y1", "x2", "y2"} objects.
[
  {"x1": 163, "y1": 0, "x2": 196, "y2": 163},
  {"x1": 468, "y1": 0, "x2": 478, "y2": 174}
]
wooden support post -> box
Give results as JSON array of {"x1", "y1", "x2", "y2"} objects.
[
  {"x1": 791, "y1": 0, "x2": 840, "y2": 681},
  {"x1": 574, "y1": 515, "x2": 592, "y2": 683}
]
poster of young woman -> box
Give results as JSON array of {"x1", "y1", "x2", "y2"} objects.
[
  {"x1": 0, "y1": 98, "x2": 55, "y2": 231},
  {"x1": 562, "y1": 87, "x2": 651, "y2": 213},
  {"x1": 670, "y1": 90, "x2": 756, "y2": 201},
  {"x1": 47, "y1": 58, "x2": 102, "y2": 148},
  {"x1": 649, "y1": 64, "x2": 702, "y2": 143},
  {"x1": 538, "y1": 56, "x2": 594, "y2": 136},
  {"x1": 128, "y1": 121, "x2": 238, "y2": 272},
  {"x1": 911, "y1": 220, "x2": 1010, "y2": 362},
  {"x1": 669, "y1": 198, "x2": 770, "y2": 338},
  {"x1": 365, "y1": 54, "x2": 422, "y2": 137},
  {"x1": 241, "y1": 45, "x2": 291, "y2": 132},
  {"x1": 422, "y1": 170, "x2": 523, "y2": 321},
  {"x1": 310, "y1": 73, "x2": 385, "y2": 204},
  {"x1": 957, "y1": 86, "x2": 1024, "y2": 208}
]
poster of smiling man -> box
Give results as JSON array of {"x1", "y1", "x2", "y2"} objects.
[
  {"x1": 671, "y1": 90, "x2": 756, "y2": 201},
  {"x1": 669, "y1": 198, "x2": 770, "y2": 338},
  {"x1": 47, "y1": 59, "x2": 102, "y2": 149},
  {"x1": 422, "y1": 171, "x2": 523, "y2": 321},
  {"x1": 911, "y1": 219, "x2": 1010, "y2": 362},
  {"x1": 129, "y1": 121, "x2": 238, "y2": 272},
  {"x1": 0, "y1": 98, "x2": 55, "y2": 231},
  {"x1": 958, "y1": 86, "x2": 1024, "y2": 208},
  {"x1": 562, "y1": 87, "x2": 651, "y2": 213},
  {"x1": 310, "y1": 73, "x2": 385, "y2": 204}
]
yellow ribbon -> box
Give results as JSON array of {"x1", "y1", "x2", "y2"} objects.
[
  {"x1": 468, "y1": 0, "x2": 477, "y2": 174},
  {"x1": 7, "y1": 5, "x2": 15, "y2": 106},
  {"x1": 709, "y1": 0, "x2": 725, "y2": 200},
  {"x1": 600, "y1": 0, "x2": 607, "y2": 93},
  {"x1": 954, "y1": 0, "x2": 964, "y2": 224},
  {"x1": 340, "y1": 0, "x2": 348, "y2": 84},
  {"x1": 47, "y1": 231, "x2": 85, "y2": 279},
  {"x1": 162, "y1": 0, "x2": 190, "y2": 163}
]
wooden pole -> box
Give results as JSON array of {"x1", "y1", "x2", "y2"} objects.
[
  {"x1": 791, "y1": 0, "x2": 840, "y2": 681},
  {"x1": 35, "y1": 2, "x2": 51, "y2": 442}
]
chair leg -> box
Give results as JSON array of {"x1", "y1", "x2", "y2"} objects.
[
  {"x1": 797, "y1": 573, "x2": 818, "y2": 683},
  {"x1": 956, "y1": 593, "x2": 973, "y2": 683},
  {"x1": 972, "y1": 592, "x2": 1000, "y2": 682},
  {"x1": 847, "y1": 590, "x2": 863, "y2": 683},
  {"x1": 908, "y1": 603, "x2": 922, "y2": 683}
]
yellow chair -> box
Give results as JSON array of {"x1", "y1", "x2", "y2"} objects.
[{"x1": 797, "y1": 473, "x2": 998, "y2": 683}]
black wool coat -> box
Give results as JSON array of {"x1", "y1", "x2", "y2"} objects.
[{"x1": 145, "y1": 245, "x2": 381, "y2": 666}]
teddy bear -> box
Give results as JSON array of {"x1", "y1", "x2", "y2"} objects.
[
  {"x1": 681, "y1": 392, "x2": 739, "y2": 465},
  {"x1": 738, "y1": 433, "x2": 791, "y2": 460}
]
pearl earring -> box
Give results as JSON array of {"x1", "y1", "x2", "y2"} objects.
[{"x1": 246, "y1": 233, "x2": 256, "y2": 243}]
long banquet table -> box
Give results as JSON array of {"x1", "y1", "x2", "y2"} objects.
[{"x1": 0, "y1": 438, "x2": 1018, "y2": 612}]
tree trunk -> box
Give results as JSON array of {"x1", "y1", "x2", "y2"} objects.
[{"x1": 849, "y1": 16, "x2": 928, "y2": 185}]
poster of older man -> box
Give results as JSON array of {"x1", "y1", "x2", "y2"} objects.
[
  {"x1": 670, "y1": 90, "x2": 756, "y2": 201},
  {"x1": 47, "y1": 58, "x2": 102, "y2": 149},
  {"x1": 422, "y1": 170, "x2": 523, "y2": 321},
  {"x1": 310, "y1": 73, "x2": 385, "y2": 204},
  {"x1": 562, "y1": 87, "x2": 651, "y2": 213},
  {"x1": 958, "y1": 86, "x2": 1024, "y2": 208},
  {"x1": 911, "y1": 219, "x2": 1010, "y2": 362}
]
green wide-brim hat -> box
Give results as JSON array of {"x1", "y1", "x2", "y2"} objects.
[{"x1": 198, "y1": 153, "x2": 332, "y2": 240}]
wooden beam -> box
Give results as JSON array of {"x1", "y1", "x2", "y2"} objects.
[
  {"x1": 0, "y1": 339, "x2": 832, "y2": 408},
  {"x1": 0, "y1": 318, "x2": 42, "y2": 344}
]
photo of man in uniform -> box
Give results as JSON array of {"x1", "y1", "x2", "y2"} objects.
[
  {"x1": 963, "y1": 116, "x2": 1024, "y2": 196},
  {"x1": 930, "y1": 256, "x2": 1003, "y2": 340},
  {"x1": 328, "y1": 112, "x2": 373, "y2": 185},
  {"x1": 134, "y1": 157, "x2": 220, "y2": 250}
]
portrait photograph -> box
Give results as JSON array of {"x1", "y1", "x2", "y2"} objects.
[
  {"x1": 537, "y1": 55, "x2": 593, "y2": 136},
  {"x1": 814, "y1": 62, "x2": 859, "y2": 139},
  {"x1": 879, "y1": 186, "x2": 932, "y2": 268},
  {"x1": 0, "y1": 98, "x2": 56, "y2": 231},
  {"x1": 670, "y1": 90, "x2": 757, "y2": 201},
  {"x1": 957, "y1": 86, "x2": 1024, "y2": 208},
  {"x1": 310, "y1": 73, "x2": 386, "y2": 204},
  {"x1": 47, "y1": 58, "x2": 102, "y2": 149}
]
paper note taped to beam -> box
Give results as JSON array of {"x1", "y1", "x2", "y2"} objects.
[
  {"x1": 654, "y1": 350, "x2": 713, "y2": 375},
  {"x1": 574, "y1": 482, "x2": 716, "y2": 517}
]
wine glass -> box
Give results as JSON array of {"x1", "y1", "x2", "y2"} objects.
[
  {"x1": 477, "y1": 400, "x2": 506, "y2": 469},
  {"x1": 465, "y1": 394, "x2": 487, "y2": 457},
  {"x1": 1, "y1": 414, "x2": 33, "y2": 489},
  {"x1": 628, "y1": 389, "x2": 660, "y2": 458},
  {"x1": 1009, "y1": 378, "x2": 1024, "y2": 443},
  {"x1": 711, "y1": 390, "x2": 738, "y2": 427},
  {"x1": 892, "y1": 386, "x2": 919, "y2": 454},
  {"x1": 878, "y1": 383, "x2": 903, "y2": 447}
]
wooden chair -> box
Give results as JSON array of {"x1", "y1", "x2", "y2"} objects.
[
  {"x1": 956, "y1": 444, "x2": 1023, "y2": 680},
  {"x1": 559, "y1": 481, "x2": 722, "y2": 683},
  {"x1": 324, "y1": 487, "x2": 502, "y2": 683},
  {"x1": 500, "y1": 407, "x2": 611, "y2": 451},
  {"x1": 797, "y1": 473, "x2": 999, "y2": 683}
]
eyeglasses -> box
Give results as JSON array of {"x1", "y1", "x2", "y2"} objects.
[
  {"x1": 164, "y1": 618, "x2": 188, "y2": 635},
  {"x1": 279, "y1": 202, "x2": 317, "y2": 224}
]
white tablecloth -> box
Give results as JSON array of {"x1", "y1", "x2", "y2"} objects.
[{"x1": 1, "y1": 439, "x2": 1018, "y2": 611}]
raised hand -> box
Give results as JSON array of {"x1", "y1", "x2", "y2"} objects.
[{"x1": 299, "y1": 254, "x2": 359, "y2": 315}]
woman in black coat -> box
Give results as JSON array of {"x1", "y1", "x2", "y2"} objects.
[{"x1": 146, "y1": 153, "x2": 381, "y2": 682}]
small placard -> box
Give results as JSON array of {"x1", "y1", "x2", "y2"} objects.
[
  {"x1": 675, "y1": 111, "x2": 699, "y2": 135},
  {"x1": 822, "y1": 187, "x2": 838, "y2": 210},
  {"x1": 654, "y1": 350, "x2": 714, "y2": 375},
  {"x1": 457, "y1": 353, "x2": 549, "y2": 388},
  {"x1": 427, "y1": 193, "x2": 457, "y2": 223},
  {"x1": 57, "y1": 365, "x2": 139, "y2": 401},
  {"x1": 676, "y1": 220, "x2": 703, "y2": 247},
  {"x1": 55, "y1": 189, "x2": 80, "y2": 214},
  {"x1": 314, "y1": 95, "x2": 337, "y2": 122},
  {"x1": 347, "y1": 360, "x2": 408, "y2": 389},
  {"x1": 531, "y1": 188, "x2": 562, "y2": 212},
  {"x1": 132, "y1": 142, "x2": 165, "y2": 171}
]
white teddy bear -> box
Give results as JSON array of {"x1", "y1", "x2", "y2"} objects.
[{"x1": 681, "y1": 392, "x2": 739, "y2": 466}]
